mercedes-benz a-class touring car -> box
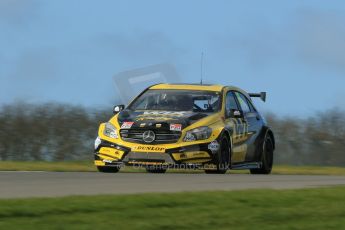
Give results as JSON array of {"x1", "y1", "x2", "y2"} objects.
[{"x1": 94, "y1": 84, "x2": 275, "y2": 174}]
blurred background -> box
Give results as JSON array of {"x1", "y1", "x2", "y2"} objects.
[{"x1": 1, "y1": 0, "x2": 344, "y2": 166}]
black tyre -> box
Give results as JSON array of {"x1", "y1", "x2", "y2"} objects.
[
  {"x1": 97, "y1": 166, "x2": 120, "y2": 173},
  {"x1": 145, "y1": 165, "x2": 167, "y2": 173},
  {"x1": 205, "y1": 136, "x2": 230, "y2": 174},
  {"x1": 250, "y1": 135, "x2": 274, "y2": 174}
]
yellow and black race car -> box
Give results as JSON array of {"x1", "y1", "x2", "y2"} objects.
[{"x1": 94, "y1": 83, "x2": 275, "y2": 174}]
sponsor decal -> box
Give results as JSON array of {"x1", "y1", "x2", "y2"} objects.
[
  {"x1": 133, "y1": 145, "x2": 165, "y2": 152},
  {"x1": 114, "y1": 151, "x2": 122, "y2": 156},
  {"x1": 121, "y1": 121, "x2": 134, "y2": 129},
  {"x1": 192, "y1": 152, "x2": 205, "y2": 156},
  {"x1": 140, "y1": 123, "x2": 146, "y2": 127},
  {"x1": 180, "y1": 153, "x2": 187, "y2": 158},
  {"x1": 170, "y1": 124, "x2": 182, "y2": 131},
  {"x1": 135, "y1": 116, "x2": 175, "y2": 121},
  {"x1": 208, "y1": 141, "x2": 220, "y2": 152},
  {"x1": 143, "y1": 111, "x2": 188, "y2": 116},
  {"x1": 156, "y1": 123, "x2": 162, "y2": 128}
]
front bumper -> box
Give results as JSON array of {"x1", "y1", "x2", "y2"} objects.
[{"x1": 94, "y1": 139, "x2": 219, "y2": 167}]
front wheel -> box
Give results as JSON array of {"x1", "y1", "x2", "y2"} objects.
[
  {"x1": 250, "y1": 135, "x2": 274, "y2": 175},
  {"x1": 97, "y1": 166, "x2": 120, "y2": 173},
  {"x1": 205, "y1": 136, "x2": 230, "y2": 174}
]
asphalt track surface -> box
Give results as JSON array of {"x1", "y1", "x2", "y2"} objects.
[{"x1": 1, "y1": 172, "x2": 345, "y2": 198}]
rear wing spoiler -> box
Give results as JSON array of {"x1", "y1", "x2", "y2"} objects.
[{"x1": 249, "y1": 92, "x2": 266, "y2": 102}]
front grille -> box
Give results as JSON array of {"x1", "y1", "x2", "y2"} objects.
[{"x1": 120, "y1": 129, "x2": 181, "y2": 144}]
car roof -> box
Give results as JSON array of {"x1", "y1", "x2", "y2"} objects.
[
  {"x1": 150, "y1": 83, "x2": 224, "y2": 92},
  {"x1": 149, "y1": 84, "x2": 250, "y2": 97}
]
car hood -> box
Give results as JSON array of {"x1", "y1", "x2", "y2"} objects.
[{"x1": 117, "y1": 110, "x2": 210, "y2": 130}]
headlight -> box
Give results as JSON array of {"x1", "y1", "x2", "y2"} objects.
[
  {"x1": 183, "y1": 126, "x2": 212, "y2": 142},
  {"x1": 94, "y1": 136, "x2": 101, "y2": 150},
  {"x1": 103, "y1": 122, "x2": 118, "y2": 139}
]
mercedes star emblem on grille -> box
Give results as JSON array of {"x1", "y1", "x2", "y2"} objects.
[{"x1": 142, "y1": 130, "x2": 155, "y2": 143}]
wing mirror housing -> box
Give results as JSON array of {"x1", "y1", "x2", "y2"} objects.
[
  {"x1": 228, "y1": 109, "x2": 244, "y2": 118},
  {"x1": 113, "y1": 105, "x2": 125, "y2": 114}
]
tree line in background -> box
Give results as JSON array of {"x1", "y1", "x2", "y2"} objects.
[
  {"x1": 0, "y1": 103, "x2": 110, "y2": 161},
  {"x1": 0, "y1": 103, "x2": 344, "y2": 166}
]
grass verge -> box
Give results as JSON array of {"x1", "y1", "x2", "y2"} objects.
[
  {"x1": 1, "y1": 161, "x2": 345, "y2": 175},
  {"x1": 0, "y1": 187, "x2": 345, "y2": 230}
]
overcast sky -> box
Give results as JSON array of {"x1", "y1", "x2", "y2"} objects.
[{"x1": 1, "y1": 0, "x2": 345, "y2": 116}]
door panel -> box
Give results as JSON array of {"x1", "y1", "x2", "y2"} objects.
[
  {"x1": 243, "y1": 112, "x2": 261, "y2": 161},
  {"x1": 233, "y1": 92, "x2": 260, "y2": 162},
  {"x1": 224, "y1": 91, "x2": 249, "y2": 163}
]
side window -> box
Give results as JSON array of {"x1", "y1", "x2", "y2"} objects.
[
  {"x1": 234, "y1": 92, "x2": 251, "y2": 113},
  {"x1": 245, "y1": 98, "x2": 256, "y2": 112},
  {"x1": 225, "y1": 91, "x2": 239, "y2": 113}
]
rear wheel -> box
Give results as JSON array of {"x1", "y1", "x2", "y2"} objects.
[
  {"x1": 97, "y1": 166, "x2": 120, "y2": 173},
  {"x1": 205, "y1": 136, "x2": 230, "y2": 174},
  {"x1": 145, "y1": 165, "x2": 167, "y2": 173},
  {"x1": 250, "y1": 135, "x2": 273, "y2": 174}
]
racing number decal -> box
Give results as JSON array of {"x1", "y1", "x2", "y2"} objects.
[
  {"x1": 230, "y1": 118, "x2": 249, "y2": 163},
  {"x1": 232, "y1": 118, "x2": 248, "y2": 140}
]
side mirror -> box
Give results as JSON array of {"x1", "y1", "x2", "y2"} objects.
[
  {"x1": 113, "y1": 105, "x2": 125, "y2": 114},
  {"x1": 228, "y1": 109, "x2": 243, "y2": 118}
]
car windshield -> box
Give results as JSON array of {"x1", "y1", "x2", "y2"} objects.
[{"x1": 129, "y1": 89, "x2": 221, "y2": 112}]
